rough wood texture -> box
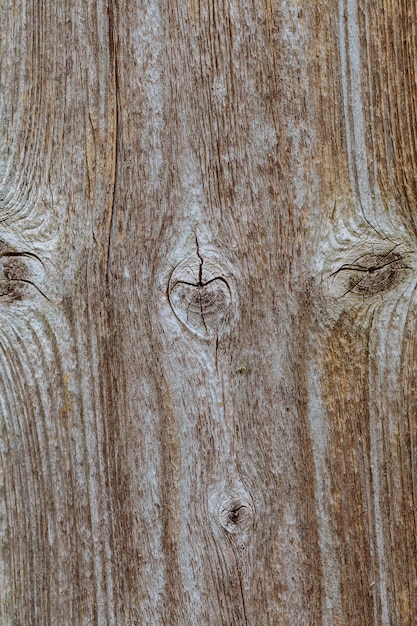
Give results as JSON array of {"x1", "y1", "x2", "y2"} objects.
[{"x1": 1, "y1": 0, "x2": 416, "y2": 624}]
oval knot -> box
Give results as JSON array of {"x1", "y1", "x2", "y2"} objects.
[
  {"x1": 168, "y1": 250, "x2": 235, "y2": 339},
  {"x1": 219, "y1": 497, "x2": 254, "y2": 536}
]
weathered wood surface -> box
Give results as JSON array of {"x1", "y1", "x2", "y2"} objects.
[{"x1": 1, "y1": 0, "x2": 417, "y2": 624}]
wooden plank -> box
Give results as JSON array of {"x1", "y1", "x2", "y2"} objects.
[{"x1": 0, "y1": 0, "x2": 416, "y2": 624}]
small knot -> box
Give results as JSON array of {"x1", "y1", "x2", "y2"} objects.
[{"x1": 218, "y1": 496, "x2": 254, "y2": 541}]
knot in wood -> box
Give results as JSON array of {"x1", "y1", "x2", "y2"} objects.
[
  {"x1": 218, "y1": 496, "x2": 254, "y2": 541},
  {"x1": 0, "y1": 241, "x2": 47, "y2": 302},
  {"x1": 168, "y1": 254, "x2": 234, "y2": 339}
]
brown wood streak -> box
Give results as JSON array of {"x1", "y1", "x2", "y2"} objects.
[
  {"x1": 365, "y1": 0, "x2": 417, "y2": 234},
  {"x1": 323, "y1": 307, "x2": 377, "y2": 623}
]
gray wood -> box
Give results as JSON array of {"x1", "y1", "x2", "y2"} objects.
[{"x1": 1, "y1": 0, "x2": 416, "y2": 623}]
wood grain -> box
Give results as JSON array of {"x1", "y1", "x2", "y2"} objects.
[{"x1": 0, "y1": 0, "x2": 416, "y2": 624}]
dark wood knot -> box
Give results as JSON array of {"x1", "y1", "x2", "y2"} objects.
[
  {"x1": 218, "y1": 496, "x2": 254, "y2": 540},
  {"x1": 330, "y1": 245, "x2": 413, "y2": 299},
  {"x1": 0, "y1": 240, "x2": 48, "y2": 302},
  {"x1": 168, "y1": 251, "x2": 235, "y2": 339}
]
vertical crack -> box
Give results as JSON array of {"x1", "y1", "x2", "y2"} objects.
[
  {"x1": 195, "y1": 234, "x2": 208, "y2": 330},
  {"x1": 195, "y1": 234, "x2": 204, "y2": 285},
  {"x1": 199, "y1": 291, "x2": 208, "y2": 332},
  {"x1": 106, "y1": 0, "x2": 121, "y2": 283},
  {"x1": 238, "y1": 566, "x2": 249, "y2": 626}
]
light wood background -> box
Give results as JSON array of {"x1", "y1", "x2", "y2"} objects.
[{"x1": 1, "y1": 0, "x2": 416, "y2": 624}]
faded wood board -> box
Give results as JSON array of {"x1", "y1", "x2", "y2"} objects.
[{"x1": 0, "y1": 0, "x2": 417, "y2": 624}]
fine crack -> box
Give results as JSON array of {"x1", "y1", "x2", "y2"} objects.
[{"x1": 195, "y1": 234, "x2": 204, "y2": 285}]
